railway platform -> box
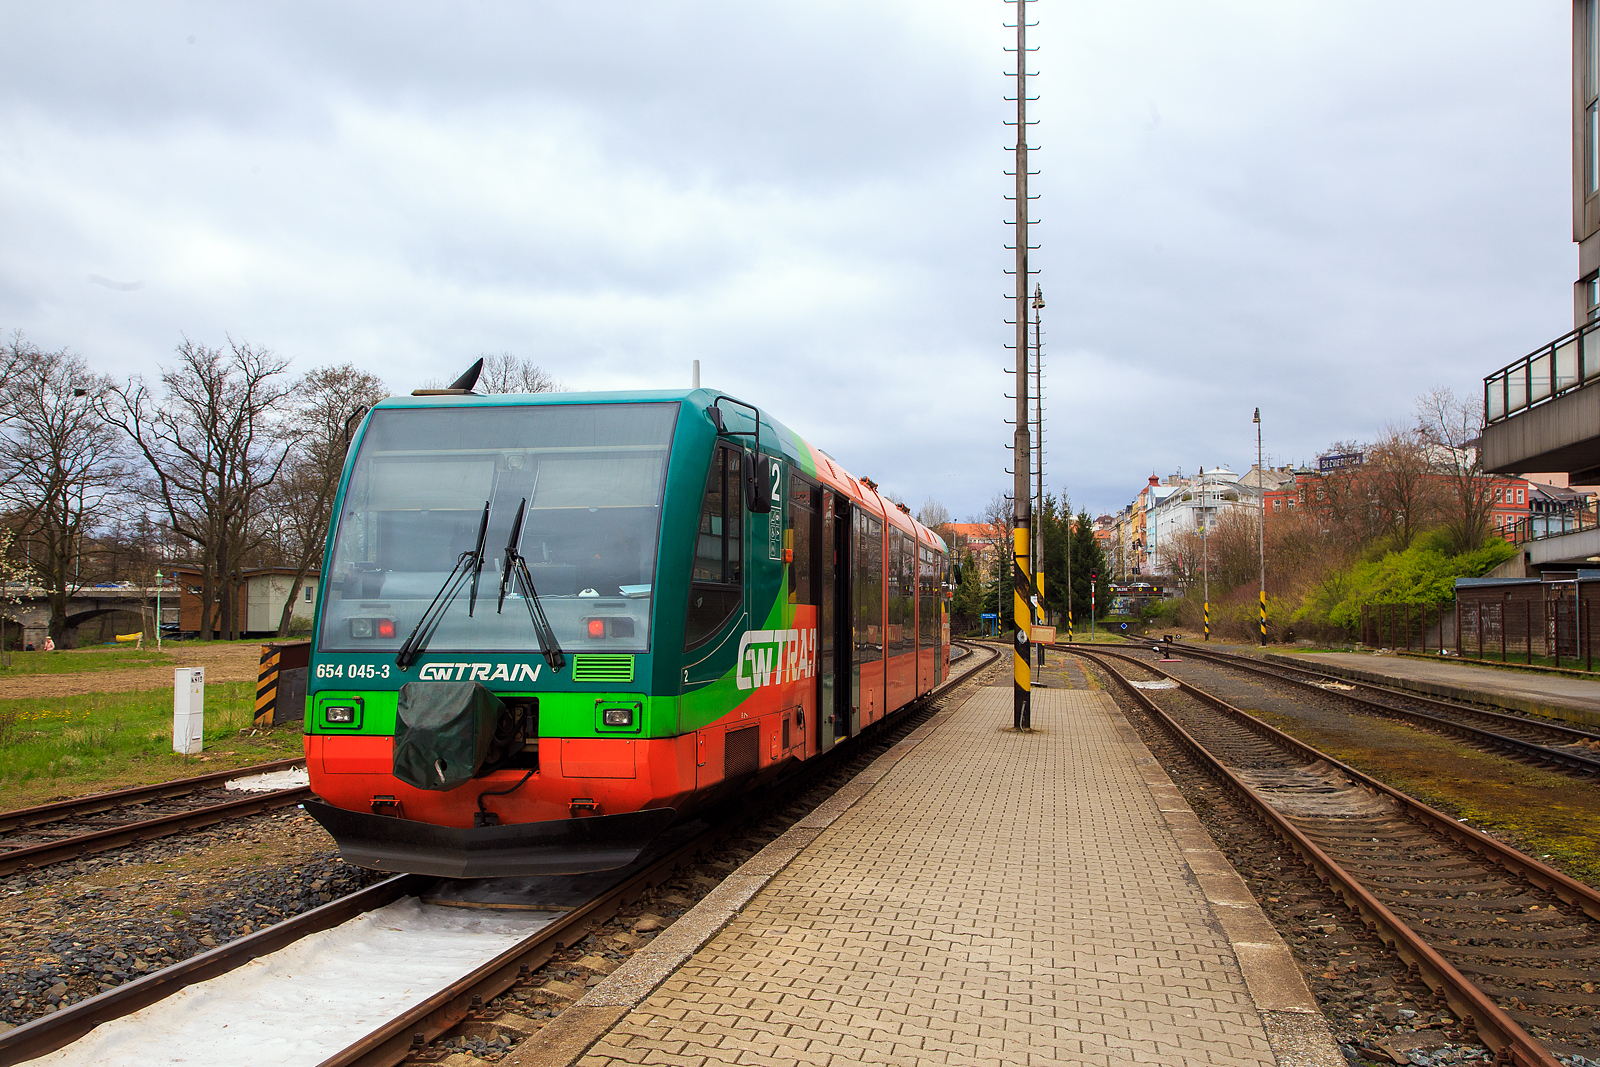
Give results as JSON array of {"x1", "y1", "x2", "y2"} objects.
[
  {"x1": 1272, "y1": 650, "x2": 1600, "y2": 728},
  {"x1": 507, "y1": 683, "x2": 1342, "y2": 1067}
]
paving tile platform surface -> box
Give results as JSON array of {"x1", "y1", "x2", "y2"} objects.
[{"x1": 541, "y1": 685, "x2": 1338, "y2": 1067}]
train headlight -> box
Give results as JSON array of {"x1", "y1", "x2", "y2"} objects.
[
  {"x1": 349, "y1": 618, "x2": 394, "y2": 639},
  {"x1": 326, "y1": 705, "x2": 357, "y2": 724},
  {"x1": 602, "y1": 707, "x2": 634, "y2": 727}
]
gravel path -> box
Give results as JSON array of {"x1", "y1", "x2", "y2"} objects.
[{"x1": 0, "y1": 643, "x2": 263, "y2": 700}]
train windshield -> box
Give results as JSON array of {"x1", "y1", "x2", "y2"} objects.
[{"x1": 319, "y1": 402, "x2": 677, "y2": 656}]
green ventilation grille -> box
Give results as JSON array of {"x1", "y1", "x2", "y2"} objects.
[{"x1": 571, "y1": 654, "x2": 634, "y2": 683}]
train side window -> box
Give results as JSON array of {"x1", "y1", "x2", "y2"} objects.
[
  {"x1": 686, "y1": 446, "x2": 744, "y2": 649},
  {"x1": 919, "y1": 546, "x2": 937, "y2": 645},
  {"x1": 854, "y1": 513, "x2": 883, "y2": 663}
]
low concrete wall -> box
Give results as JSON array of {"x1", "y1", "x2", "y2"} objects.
[{"x1": 1264, "y1": 653, "x2": 1600, "y2": 729}]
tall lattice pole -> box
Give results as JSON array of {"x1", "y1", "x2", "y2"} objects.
[
  {"x1": 1200, "y1": 468, "x2": 1210, "y2": 641},
  {"x1": 1033, "y1": 283, "x2": 1045, "y2": 662},
  {"x1": 1006, "y1": 0, "x2": 1037, "y2": 729},
  {"x1": 1255, "y1": 407, "x2": 1267, "y2": 645}
]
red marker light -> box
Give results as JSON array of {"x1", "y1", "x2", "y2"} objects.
[
  {"x1": 376, "y1": 619, "x2": 395, "y2": 639},
  {"x1": 587, "y1": 618, "x2": 606, "y2": 638}
]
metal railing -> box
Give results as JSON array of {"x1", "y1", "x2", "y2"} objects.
[
  {"x1": 1362, "y1": 597, "x2": 1599, "y2": 671},
  {"x1": 1484, "y1": 318, "x2": 1600, "y2": 424},
  {"x1": 1503, "y1": 507, "x2": 1600, "y2": 546}
]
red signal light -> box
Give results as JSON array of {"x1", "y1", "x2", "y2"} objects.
[
  {"x1": 376, "y1": 618, "x2": 395, "y2": 639},
  {"x1": 586, "y1": 618, "x2": 606, "y2": 638}
]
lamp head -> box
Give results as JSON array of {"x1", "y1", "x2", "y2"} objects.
[{"x1": 1253, "y1": 407, "x2": 1260, "y2": 424}]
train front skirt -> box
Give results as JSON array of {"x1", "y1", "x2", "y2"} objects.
[{"x1": 303, "y1": 797, "x2": 679, "y2": 879}]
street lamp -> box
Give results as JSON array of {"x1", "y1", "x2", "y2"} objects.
[
  {"x1": 1254, "y1": 407, "x2": 1266, "y2": 646},
  {"x1": 155, "y1": 569, "x2": 164, "y2": 652}
]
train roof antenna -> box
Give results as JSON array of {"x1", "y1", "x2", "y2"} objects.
[
  {"x1": 412, "y1": 358, "x2": 485, "y2": 397},
  {"x1": 448, "y1": 358, "x2": 484, "y2": 391}
]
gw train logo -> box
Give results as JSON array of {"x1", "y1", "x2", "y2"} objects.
[
  {"x1": 417, "y1": 662, "x2": 544, "y2": 682},
  {"x1": 735, "y1": 628, "x2": 817, "y2": 691}
]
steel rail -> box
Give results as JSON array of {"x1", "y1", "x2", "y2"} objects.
[
  {"x1": 1073, "y1": 645, "x2": 1600, "y2": 920},
  {"x1": 0, "y1": 785, "x2": 312, "y2": 876},
  {"x1": 0, "y1": 757, "x2": 305, "y2": 834},
  {"x1": 1070, "y1": 644, "x2": 1587, "y2": 1067},
  {"x1": 1177, "y1": 643, "x2": 1600, "y2": 746},
  {"x1": 0, "y1": 644, "x2": 995, "y2": 1067},
  {"x1": 324, "y1": 642, "x2": 999, "y2": 1067},
  {"x1": 0, "y1": 872, "x2": 431, "y2": 1065},
  {"x1": 1080, "y1": 640, "x2": 1600, "y2": 778}
]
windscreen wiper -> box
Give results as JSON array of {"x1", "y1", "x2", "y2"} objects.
[
  {"x1": 396, "y1": 501, "x2": 491, "y2": 670},
  {"x1": 496, "y1": 497, "x2": 566, "y2": 673}
]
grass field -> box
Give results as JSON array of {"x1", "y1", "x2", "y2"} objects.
[{"x1": 0, "y1": 681, "x2": 303, "y2": 807}]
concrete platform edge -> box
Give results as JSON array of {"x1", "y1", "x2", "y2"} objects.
[
  {"x1": 1265, "y1": 653, "x2": 1600, "y2": 729},
  {"x1": 1111, "y1": 703, "x2": 1346, "y2": 1067},
  {"x1": 503, "y1": 692, "x2": 974, "y2": 1067}
]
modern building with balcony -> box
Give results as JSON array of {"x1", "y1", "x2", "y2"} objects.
[{"x1": 1480, "y1": 1, "x2": 1600, "y2": 574}]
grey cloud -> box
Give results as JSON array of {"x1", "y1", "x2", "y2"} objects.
[{"x1": 0, "y1": 1, "x2": 1582, "y2": 522}]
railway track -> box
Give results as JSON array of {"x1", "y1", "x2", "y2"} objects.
[
  {"x1": 0, "y1": 759, "x2": 310, "y2": 877},
  {"x1": 1133, "y1": 640, "x2": 1600, "y2": 779},
  {"x1": 2, "y1": 644, "x2": 998, "y2": 1067},
  {"x1": 1069, "y1": 643, "x2": 1600, "y2": 1067}
]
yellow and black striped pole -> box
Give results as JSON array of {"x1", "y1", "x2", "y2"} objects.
[
  {"x1": 1259, "y1": 589, "x2": 1268, "y2": 645},
  {"x1": 1013, "y1": 521, "x2": 1032, "y2": 729},
  {"x1": 1203, "y1": 599, "x2": 1210, "y2": 641}
]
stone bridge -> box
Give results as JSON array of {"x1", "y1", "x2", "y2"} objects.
[{"x1": 1, "y1": 584, "x2": 175, "y2": 648}]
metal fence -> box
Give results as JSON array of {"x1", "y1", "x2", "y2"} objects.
[
  {"x1": 1365, "y1": 593, "x2": 1600, "y2": 671},
  {"x1": 1360, "y1": 602, "x2": 1457, "y2": 654},
  {"x1": 1504, "y1": 507, "x2": 1600, "y2": 546}
]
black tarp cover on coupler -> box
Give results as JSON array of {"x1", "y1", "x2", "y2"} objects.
[{"x1": 393, "y1": 680, "x2": 504, "y2": 791}]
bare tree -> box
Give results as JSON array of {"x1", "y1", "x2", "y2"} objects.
[
  {"x1": 979, "y1": 491, "x2": 1014, "y2": 623},
  {"x1": 0, "y1": 346, "x2": 129, "y2": 646},
  {"x1": 103, "y1": 338, "x2": 296, "y2": 640},
  {"x1": 915, "y1": 497, "x2": 950, "y2": 529},
  {"x1": 1363, "y1": 425, "x2": 1441, "y2": 550},
  {"x1": 477, "y1": 352, "x2": 560, "y2": 394},
  {"x1": 1416, "y1": 388, "x2": 1493, "y2": 553},
  {"x1": 262, "y1": 364, "x2": 387, "y2": 635},
  {"x1": 0, "y1": 332, "x2": 51, "y2": 437}
]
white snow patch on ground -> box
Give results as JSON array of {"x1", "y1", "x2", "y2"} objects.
[
  {"x1": 224, "y1": 767, "x2": 311, "y2": 792},
  {"x1": 34, "y1": 897, "x2": 558, "y2": 1066}
]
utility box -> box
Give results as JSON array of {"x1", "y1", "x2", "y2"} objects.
[{"x1": 174, "y1": 668, "x2": 205, "y2": 755}]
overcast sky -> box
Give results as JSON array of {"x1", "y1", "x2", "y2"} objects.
[{"x1": 0, "y1": 2, "x2": 1576, "y2": 521}]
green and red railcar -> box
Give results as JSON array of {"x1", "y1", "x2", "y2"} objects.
[{"x1": 302, "y1": 387, "x2": 951, "y2": 877}]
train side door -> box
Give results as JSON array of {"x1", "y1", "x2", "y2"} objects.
[
  {"x1": 823, "y1": 492, "x2": 852, "y2": 749},
  {"x1": 788, "y1": 474, "x2": 820, "y2": 757}
]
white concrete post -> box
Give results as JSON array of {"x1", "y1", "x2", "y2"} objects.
[{"x1": 173, "y1": 667, "x2": 204, "y2": 755}]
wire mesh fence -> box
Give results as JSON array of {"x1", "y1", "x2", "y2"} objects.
[{"x1": 1362, "y1": 590, "x2": 1600, "y2": 671}]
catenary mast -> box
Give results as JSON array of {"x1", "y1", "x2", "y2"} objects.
[{"x1": 1006, "y1": 0, "x2": 1038, "y2": 729}]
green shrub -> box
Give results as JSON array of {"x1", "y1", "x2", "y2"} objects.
[{"x1": 1297, "y1": 539, "x2": 1516, "y2": 634}]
